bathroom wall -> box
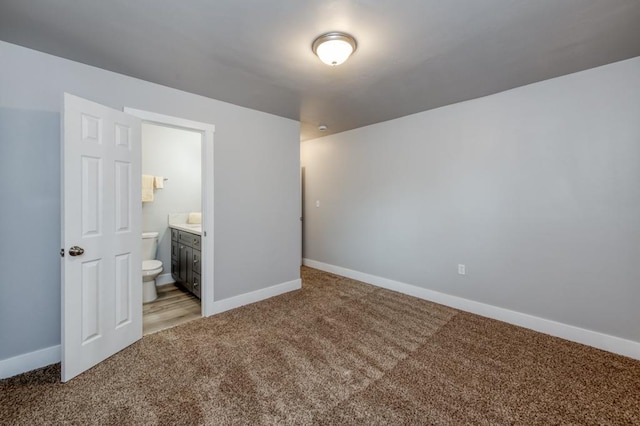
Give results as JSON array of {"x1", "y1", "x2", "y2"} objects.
[
  {"x1": 301, "y1": 56, "x2": 640, "y2": 344},
  {"x1": 0, "y1": 40, "x2": 301, "y2": 365},
  {"x1": 142, "y1": 123, "x2": 202, "y2": 276}
]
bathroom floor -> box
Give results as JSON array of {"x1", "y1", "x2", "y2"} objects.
[{"x1": 143, "y1": 283, "x2": 201, "y2": 335}]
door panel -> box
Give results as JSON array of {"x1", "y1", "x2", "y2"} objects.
[
  {"x1": 114, "y1": 161, "x2": 132, "y2": 233},
  {"x1": 81, "y1": 156, "x2": 101, "y2": 235},
  {"x1": 114, "y1": 253, "x2": 132, "y2": 328},
  {"x1": 62, "y1": 93, "x2": 142, "y2": 382},
  {"x1": 81, "y1": 260, "x2": 101, "y2": 343}
]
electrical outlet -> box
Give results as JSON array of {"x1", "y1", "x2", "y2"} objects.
[
  {"x1": 316, "y1": 200, "x2": 320, "y2": 207},
  {"x1": 457, "y1": 264, "x2": 466, "y2": 275}
]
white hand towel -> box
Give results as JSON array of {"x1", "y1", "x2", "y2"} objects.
[
  {"x1": 188, "y1": 212, "x2": 202, "y2": 224},
  {"x1": 142, "y1": 175, "x2": 154, "y2": 202},
  {"x1": 153, "y1": 176, "x2": 164, "y2": 189}
]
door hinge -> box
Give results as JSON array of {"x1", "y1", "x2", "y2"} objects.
[{"x1": 60, "y1": 248, "x2": 65, "y2": 257}]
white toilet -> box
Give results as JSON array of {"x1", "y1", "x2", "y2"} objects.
[{"x1": 142, "y1": 231, "x2": 163, "y2": 303}]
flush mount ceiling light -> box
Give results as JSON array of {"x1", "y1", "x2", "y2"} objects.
[{"x1": 312, "y1": 32, "x2": 357, "y2": 66}]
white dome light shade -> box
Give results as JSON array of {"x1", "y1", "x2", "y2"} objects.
[{"x1": 312, "y1": 32, "x2": 357, "y2": 66}]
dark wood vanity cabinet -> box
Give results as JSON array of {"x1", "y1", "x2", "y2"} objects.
[{"x1": 171, "y1": 228, "x2": 201, "y2": 299}]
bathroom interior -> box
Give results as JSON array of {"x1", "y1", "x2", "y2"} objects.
[{"x1": 141, "y1": 122, "x2": 203, "y2": 335}]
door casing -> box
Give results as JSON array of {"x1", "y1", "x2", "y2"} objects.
[{"x1": 124, "y1": 107, "x2": 215, "y2": 317}]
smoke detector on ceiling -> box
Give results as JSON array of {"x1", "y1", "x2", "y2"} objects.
[{"x1": 318, "y1": 124, "x2": 328, "y2": 131}]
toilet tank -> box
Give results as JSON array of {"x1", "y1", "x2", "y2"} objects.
[{"x1": 142, "y1": 232, "x2": 159, "y2": 261}]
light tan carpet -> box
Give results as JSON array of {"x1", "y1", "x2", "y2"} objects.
[{"x1": 2, "y1": 267, "x2": 640, "y2": 425}]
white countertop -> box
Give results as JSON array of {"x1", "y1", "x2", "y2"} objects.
[{"x1": 169, "y1": 223, "x2": 202, "y2": 235}]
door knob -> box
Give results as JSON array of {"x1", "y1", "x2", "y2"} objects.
[{"x1": 69, "y1": 246, "x2": 85, "y2": 256}]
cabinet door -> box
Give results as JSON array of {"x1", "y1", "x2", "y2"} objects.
[
  {"x1": 192, "y1": 273, "x2": 201, "y2": 299},
  {"x1": 186, "y1": 246, "x2": 193, "y2": 292},
  {"x1": 171, "y1": 240, "x2": 178, "y2": 260},
  {"x1": 171, "y1": 259, "x2": 179, "y2": 282},
  {"x1": 192, "y1": 249, "x2": 201, "y2": 275},
  {"x1": 178, "y1": 243, "x2": 191, "y2": 289},
  {"x1": 178, "y1": 244, "x2": 186, "y2": 282}
]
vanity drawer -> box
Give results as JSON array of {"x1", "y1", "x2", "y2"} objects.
[
  {"x1": 179, "y1": 231, "x2": 200, "y2": 248},
  {"x1": 171, "y1": 228, "x2": 179, "y2": 241},
  {"x1": 191, "y1": 234, "x2": 201, "y2": 249}
]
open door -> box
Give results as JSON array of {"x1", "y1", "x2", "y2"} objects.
[{"x1": 61, "y1": 93, "x2": 142, "y2": 382}]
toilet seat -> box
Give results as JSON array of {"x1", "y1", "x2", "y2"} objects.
[
  {"x1": 143, "y1": 259, "x2": 162, "y2": 271},
  {"x1": 142, "y1": 259, "x2": 163, "y2": 277}
]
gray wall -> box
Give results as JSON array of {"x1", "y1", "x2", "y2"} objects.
[
  {"x1": 0, "y1": 41, "x2": 301, "y2": 361},
  {"x1": 142, "y1": 123, "x2": 202, "y2": 271},
  {"x1": 301, "y1": 57, "x2": 640, "y2": 342}
]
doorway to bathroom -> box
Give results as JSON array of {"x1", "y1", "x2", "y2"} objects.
[
  {"x1": 141, "y1": 122, "x2": 202, "y2": 334},
  {"x1": 125, "y1": 107, "x2": 215, "y2": 334},
  {"x1": 60, "y1": 96, "x2": 215, "y2": 381}
]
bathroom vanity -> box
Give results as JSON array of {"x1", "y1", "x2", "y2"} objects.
[{"x1": 170, "y1": 225, "x2": 202, "y2": 299}]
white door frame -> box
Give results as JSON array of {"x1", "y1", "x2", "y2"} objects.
[{"x1": 124, "y1": 107, "x2": 215, "y2": 317}]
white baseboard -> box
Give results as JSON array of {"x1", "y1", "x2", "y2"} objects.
[
  {"x1": 0, "y1": 345, "x2": 61, "y2": 380},
  {"x1": 303, "y1": 258, "x2": 640, "y2": 361},
  {"x1": 2, "y1": 278, "x2": 302, "y2": 379},
  {"x1": 8, "y1": 262, "x2": 637, "y2": 380},
  {"x1": 208, "y1": 278, "x2": 302, "y2": 316},
  {"x1": 155, "y1": 273, "x2": 174, "y2": 287}
]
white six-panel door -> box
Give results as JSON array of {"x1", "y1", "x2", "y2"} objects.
[{"x1": 62, "y1": 93, "x2": 142, "y2": 382}]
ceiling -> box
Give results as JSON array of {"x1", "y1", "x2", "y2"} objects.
[{"x1": 1, "y1": 1, "x2": 639, "y2": 141}]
